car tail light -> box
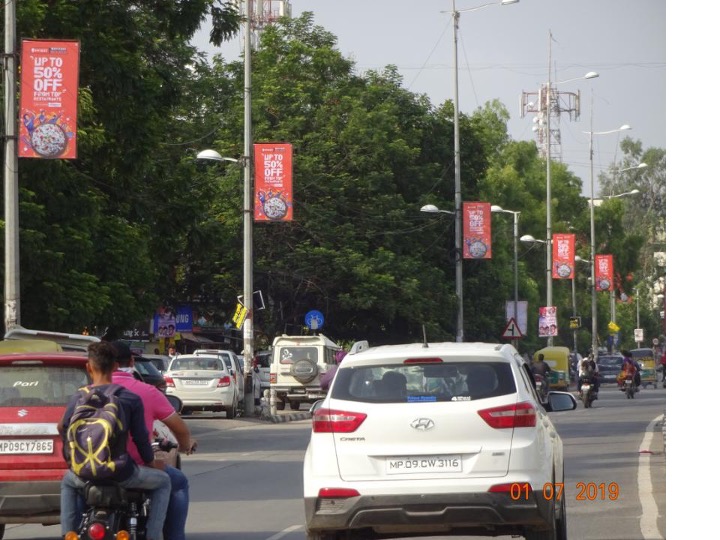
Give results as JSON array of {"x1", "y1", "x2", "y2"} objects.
[
  {"x1": 164, "y1": 376, "x2": 175, "y2": 388},
  {"x1": 270, "y1": 372, "x2": 277, "y2": 384},
  {"x1": 87, "y1": 522, "x2": 106, "y2": 539},
  {"x1": 489, "y1": 482, "x2": 532, "y2": 494},
  {"x1": 312, "y1": 408, "x2": 367, "y2": 433},
  {"x1": 217, "y1": 376, "x2": 231, "y2": 387},
  {"x1": 318, "y1": 487, "x2": 360, "y2": 498},
  {"x1": 403, "y1": 357, "x2": 443, "y2": 364},
  {"x1": 478, "y1": 401, "x2": 536, "y2": 429}
]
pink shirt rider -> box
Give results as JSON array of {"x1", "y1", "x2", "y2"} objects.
[{"x1": 111, "y1": 370, "x2": 175, "y2": 465}]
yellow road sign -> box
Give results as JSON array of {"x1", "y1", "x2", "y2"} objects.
[{"x1": 232, "y1": 302, "x2": 248, "y2": 329}]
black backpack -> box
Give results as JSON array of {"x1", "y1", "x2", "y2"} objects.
[{"x1": 66, "y1": 384, "x2": 131, "y2": 480}]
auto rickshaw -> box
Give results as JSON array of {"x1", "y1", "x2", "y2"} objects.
[
  {"x1": 631, "y1": 347, "x2": 657, "y2": 389},
  {"x1": 533, "y1": 346, "x2": 571, "y2": 391}
]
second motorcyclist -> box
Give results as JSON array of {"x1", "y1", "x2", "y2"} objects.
[
  {"x1": 111, "y1": 341, "x2": 197, "y2": 540},
  {"x1": 531, "y1": 353, "x2": 552, "y2": 397}
]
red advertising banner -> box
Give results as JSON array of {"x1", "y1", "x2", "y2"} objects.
[
  {"x1": 462, "y1": 202, "x2": 491, "y2": 259},
  {"x1": 595, "y1": 254, "x2": 614, "y2": 291},
  {"x1": 19, "y1": 39, "x2": 79, "y2": 159},
  {"x1": 254, "y1": 143, "x2": 293, "y2": 222},
  {"x1": 538, "y1": 306, "x2": 558, "y2": 337},
  {"x1": 552, "y1": 233, "x2": 575, "y2": 279}
]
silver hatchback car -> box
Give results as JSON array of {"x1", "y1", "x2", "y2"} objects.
[{"x1": 303, "y1": 341, "x2": 577, "y2": 540}]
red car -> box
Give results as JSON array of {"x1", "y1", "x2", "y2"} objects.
[{"x1": 0, "y1": 351, "x2": 89, "y2": 538}]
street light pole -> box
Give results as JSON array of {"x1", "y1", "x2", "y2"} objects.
[
  {"x1": 451, "y1": 0, "x2": 463, "y2": 342},
  {"x1": 584, "y1": 102, "x2": 631, "y2": 357},
  {"x1": 541, "y1": 67, "x2": 598, "y2": 346},
  {"x1": 445, "y1": 0, "x2": 518, "y2": 342}
]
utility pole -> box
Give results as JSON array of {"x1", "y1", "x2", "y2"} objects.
[{"x1": 3, "y1": 0, "x2": 20, "y2": 333}]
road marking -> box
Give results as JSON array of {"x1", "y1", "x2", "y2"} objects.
[
  {"x1": 638, "y1": 413, "x2": 663, "y2": 539},
  {"x1": 266, "y1": 524, "x2": 303, "y2": 540}
]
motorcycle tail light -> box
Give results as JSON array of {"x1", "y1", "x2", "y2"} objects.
[{"x1": 88, "y1": 522, "x2": 107, "y2": 539}]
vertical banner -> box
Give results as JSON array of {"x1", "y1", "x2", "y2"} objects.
[
  {"x1": 254, "y1": 143, "x2": 293, "y2": 221},
  {"x1": 595, "y1": 254, "x2": 614, "y2": 291},
  {"x1": 462, "y1": 202, "x2": 491, "y2": 259},
  {"x1": 552, "y1": 233, "x2": 575, "y2": 279},
  {"x1": 19, "y1": 39, "x2": 79, "y2": 159},
  {"x1": 538, "y1": 306, "x2": 558, "y2": 337}
]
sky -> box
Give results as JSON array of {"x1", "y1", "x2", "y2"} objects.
[{"x1": 194, "y1": 0, "x2": 666, "y2": 197}]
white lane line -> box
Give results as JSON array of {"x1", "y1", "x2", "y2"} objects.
[
  {"x1": 638, "y1": 413, "x2": 663, "y2": 539},
  {"x1": 266, "y1": 524, "x2": 303, "y2": 540}
]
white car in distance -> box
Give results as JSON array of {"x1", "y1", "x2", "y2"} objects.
[
  {"x1": 165, "y1": 354, "x2": 242, "y2": 418},
  {"x1": 303, "y1": 341, "x2": 577, "y2": 540}
]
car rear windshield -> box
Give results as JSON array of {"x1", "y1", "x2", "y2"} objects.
[
  {"x1": 597, "y1": 356, "x2": 623, "y2": 370},
  {"x1": 0, "y1": 365, "x2": 88, "y2": 407},
  {"x1": 170, "y1": 357, "x2": 224, "y2": 371},
  {"x1": 278, "y1": 346, "x2": 318, "y2": 365},
  {"x1": 330, "y1": 362, "x2": 515, "y2": 403}
]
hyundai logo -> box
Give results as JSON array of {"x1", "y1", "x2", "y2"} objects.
[{"x1": 410, "y1": 418, "x2": 435, "y2": 431}]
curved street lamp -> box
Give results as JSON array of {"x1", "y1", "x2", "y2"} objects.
[
  {"x1": 439, "y1": 0, "x2": 519, "y2": 342},
  {"x1": 541, "y1": 69, "x2": 599, "y2": 346},
  {"x1": 583, "y1": 117, "x2": 632, "y2": 358},
  {"x1": 491, "y1": 205, "x2": 520, "y2": 329},
  {"x1": 421, "y1": 203, "x2": 462, "y2": 341},
  {"x1": 197, "y1": 148, "x2": 254, "y2": 415}
]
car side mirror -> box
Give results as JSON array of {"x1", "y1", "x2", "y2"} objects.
[
  {"x1": 309, "y1": 399, "x2": 324, "y2": 415},
  {"x1": 543, "y1": 392, "x2": 577, "y2": 412}
]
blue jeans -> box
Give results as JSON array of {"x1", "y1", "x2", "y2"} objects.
[
  {"x1": 164, "y1": 465, "x2": 189, "y2": 540},
  {"x1": 61, "y1": 466, "x2": 171, "y2": 540}
]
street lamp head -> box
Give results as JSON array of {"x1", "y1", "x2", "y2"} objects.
[
  {"x1": 491, "y1": 205, "x2": 504, "y2": 212},
  {"x1": 197, "y1": 149, "x2": 224, "y2": 161},
  {"x1": 501, "y1": 0, "x2": 519, "y2": 5},
  {"x1": 619, "y1": 124, "x2": 631, "y2": 131},
  {"x1": 197, "y1": 149, "x2": 239, "y2": 163},
  {"x1": 520, "y1": 234, "x2": 541, "y2": 243},
  {"x1": 421, "y1": 204, "x2": 440, "y2": 214},
  {"x1": 584, "y1": 71, "x2": 599, "y2": 80}
]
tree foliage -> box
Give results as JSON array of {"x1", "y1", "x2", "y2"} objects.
[{"x1": 0, "y1": 5, "x2": 665, "y2": 354}]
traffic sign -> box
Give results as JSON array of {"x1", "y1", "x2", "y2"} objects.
[
  {"x1": 232, "y1": 301, "x2": 248, "y2": 329},
  {"x1": 305, "y1": 310, "x2": 325, "y2": 330},
  {"x1": 502, "y1": 318, "x2": 523, "y2": 339},
  {"x1": 569, "y1": 316, "x2": 581, "y2": 329},
  {"x1": 634, "y1": 328, "x2": 644, "y2": 342}
]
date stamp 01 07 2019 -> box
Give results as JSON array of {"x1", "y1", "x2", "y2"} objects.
[{"x1": 508, "y1": 482, "x2": 620, "y2": 501}]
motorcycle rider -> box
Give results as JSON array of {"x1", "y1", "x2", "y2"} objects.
[
  {"x1": 58, "y1": 342, "x2": 171, "y2": 540},
  {"x1": 576, "y1": 353, "x2": 600, "y2": 397},
  {"x1": 618, "y1": 350, "x2": 641, "y2": 390},
  {"x1": 111, "y1": 341, "x2": 198, "y2": 540},
  {"x1": 531, "y1": 353, "x2": 552, "y2": 396}
]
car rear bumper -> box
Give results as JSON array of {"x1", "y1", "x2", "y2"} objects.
[
  {"x1": 304, "y1": 490, "x2": 553, "y2": 537},
  {"x1": 0, "y1": 480, "x2": 61, "y2": 524}
]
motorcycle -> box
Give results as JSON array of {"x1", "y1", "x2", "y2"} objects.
[
  {"x1": 579, "y1": 373, "x2": 597, "y2": 408},
  {"x1": 622, "y1": 376, "x2": 636, "y2": 399},
  {"x1": 534, "y1": 373, "x2": 548, "y2": 401},
  {"x1": 64, "y1": 395, "x2": 184, "y2": 540}
]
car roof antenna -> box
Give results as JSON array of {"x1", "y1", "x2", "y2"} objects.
[{"x1": 422, "y1": 325, "x2": 428, "y2": 348}]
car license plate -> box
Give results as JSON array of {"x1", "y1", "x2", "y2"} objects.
[
  {"x1": 386, "y1": 455, "x2": 462, "y2": 474},
  {"x1": 0, "y1": 439, "x2": 54, "y2": 454},
  {"x1": 184, "y1": 379, "x2": 209, "y2": 386}
]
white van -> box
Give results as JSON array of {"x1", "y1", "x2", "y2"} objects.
[{"x1": 270, "y1": 334, "x2": 342, "y2": 410}]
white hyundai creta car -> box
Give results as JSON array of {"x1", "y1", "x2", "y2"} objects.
[{"x1": 303, "y1": 341, "x2": 577, "y2": 540}]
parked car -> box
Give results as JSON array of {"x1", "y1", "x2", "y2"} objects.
[
  {"x1": 596, "y1": 354, "x2": 625, "y2": 384},
  {"x1": 192, "y1": 349, "x2": 245, "y2": 399},
  {"x1": 164, "y1": 354, "x2": 242, "y2": 418},
  {"x1": 0, "y1": 351, "x2": 91, "y2": 537},
  {"x1": 271, "y1": 333, "x2": 342, "y2": 411},
  {"x1": 303, "y1": 341, "x2": 577, "y2": 540},
  {"x1": 133, "y1": 355, "x2": 168, "y2": 393}
]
